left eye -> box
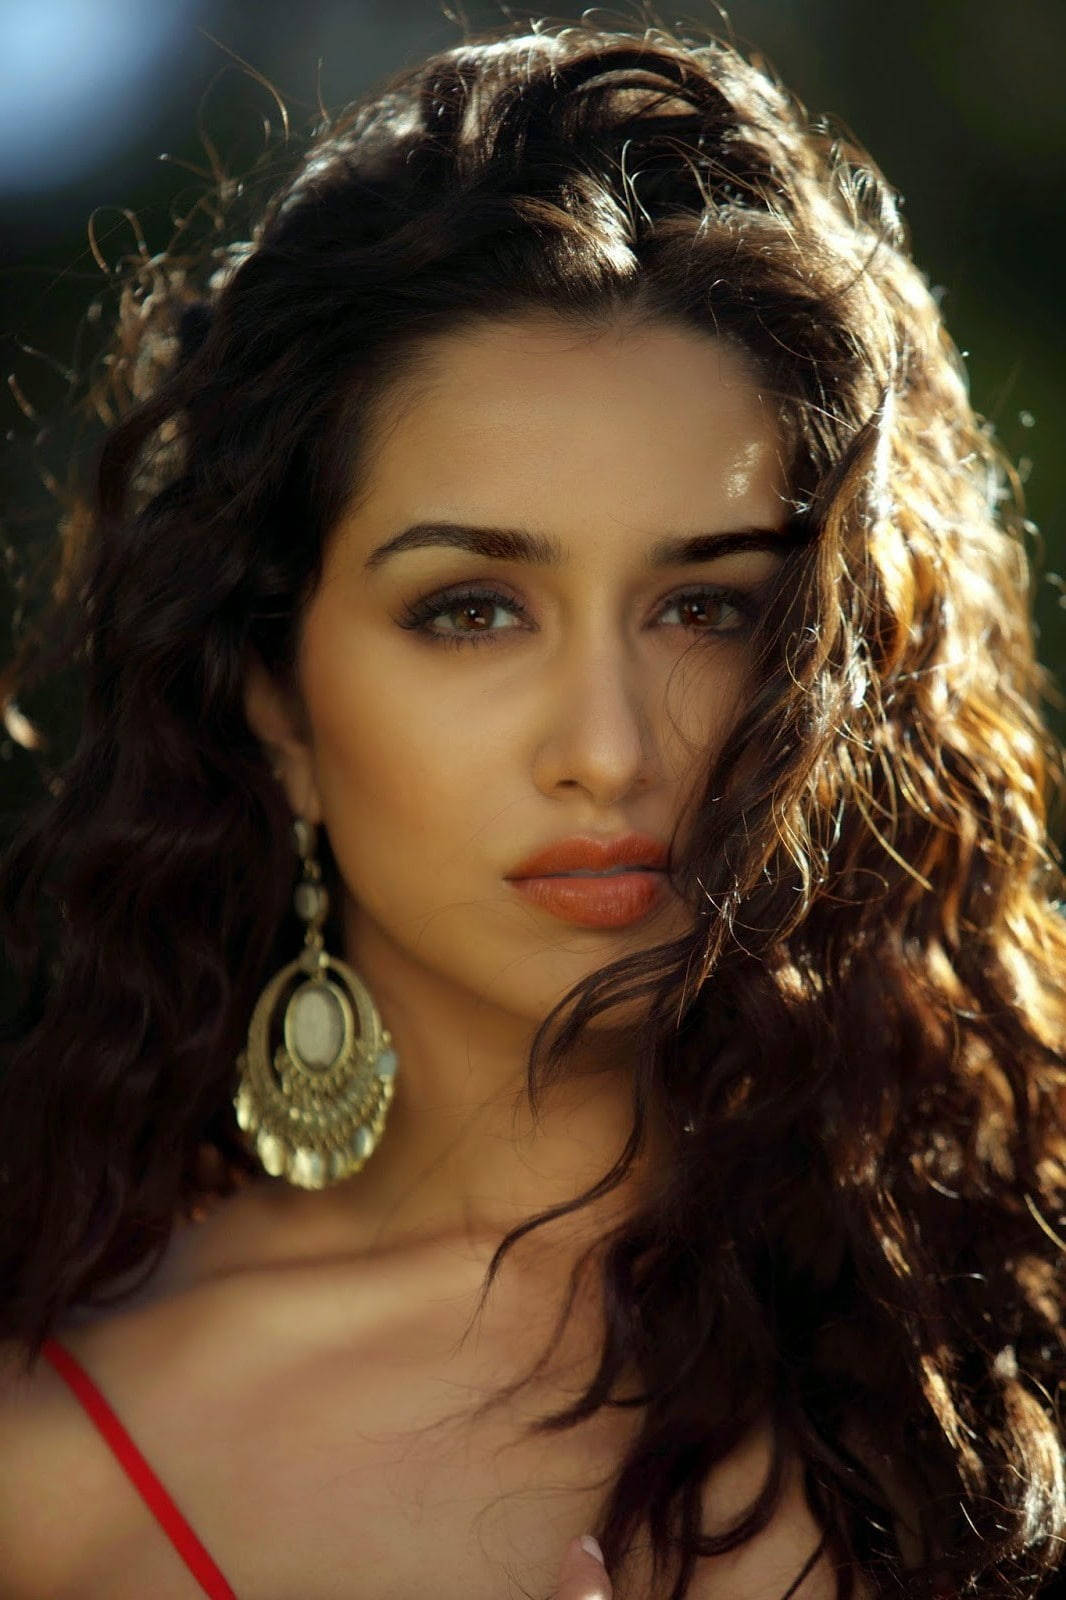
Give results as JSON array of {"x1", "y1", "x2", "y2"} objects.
[
  {"x1": 657, "y1": 592, "x2": 753, "y2": 632},
  {"x1": 397, "y1": 584, "x2": 759, "y2": 648}
]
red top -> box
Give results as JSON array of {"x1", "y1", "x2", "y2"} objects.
[
  {"x1": 41, "y1": 1336, "x2": 237, "y2": 1599},
  {"x1": 41, "y1": 1333, "x2": 960, "y2": 1600}
]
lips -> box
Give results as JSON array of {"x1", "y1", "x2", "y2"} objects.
[
  {"x1": 509, "y1": 870, "x2": 668, "y2": 928},
  {"x1": 506, "y1": 832, "x2": 669, "y2": 880},
  {"x1": 505, "y1": 833, "x2": 671, "y2": 927}
]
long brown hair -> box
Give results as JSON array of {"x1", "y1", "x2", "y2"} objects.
[{"x1": 3, "y1": 15, "x2": 1066, "y2": 1598}]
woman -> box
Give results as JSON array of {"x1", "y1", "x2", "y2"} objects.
[{"x1": 0, "y1": 13, "x2": 1064, "y2": 1598}]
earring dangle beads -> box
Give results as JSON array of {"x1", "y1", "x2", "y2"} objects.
[{"x1": 233, "y1": 816, "x2": 398, "y2": 1189}]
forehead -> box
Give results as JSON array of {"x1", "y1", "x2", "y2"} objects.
[
  {"x1": 386, "y1": 313, "x2": 775, "y2": 442},
  {"x1": 343, "y1": 313, "x2": 789, "y2": 546}
]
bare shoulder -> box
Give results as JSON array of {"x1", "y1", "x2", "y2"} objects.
[
  {"x1": 0, "y1": 1246, "x2": 262, "y2": 1600},
  {"x1": 0, "y1": 1259, "x2": 285, "y2": 1600},
  {"x1": 0, "y1": 1187, "x2": 237, "y2": 1593},
  {"x1": 0, "y1": 1338, "x2": 69, "y2": 1594},
  {"x1": 690, "y1": 1431, "x2": 876, "y2": 1600},
  {"x1": 614, "y1": 1416, "x2": 876, "y2": 1600},
  {"x1": 0, "y1": 1336, "x2": 128, "y2": 1598}
]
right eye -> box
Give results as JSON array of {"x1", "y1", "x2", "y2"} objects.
[{"x1": 397, "y1": 584, "x2": 532, "y2": 648}]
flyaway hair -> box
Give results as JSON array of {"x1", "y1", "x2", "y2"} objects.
[{"x1": 2, "y1": 13, "x2": 1066, "y2": 1598}]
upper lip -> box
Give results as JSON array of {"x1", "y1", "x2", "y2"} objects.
[{"x1": 506, "y1": 832, "x2": 670, "y2": 879}]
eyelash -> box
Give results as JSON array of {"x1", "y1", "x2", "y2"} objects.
[{"x1": 396, "y1": 582, "x2": 763, "y2": 650}]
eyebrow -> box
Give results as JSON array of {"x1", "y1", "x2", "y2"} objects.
[{"x1": 363, "y1": 520, "x2": 803, "y2": 573}]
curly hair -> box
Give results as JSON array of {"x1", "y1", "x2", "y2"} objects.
[{"x1": 3, "y1": 13, "x2": 1066, "y2": 1600}]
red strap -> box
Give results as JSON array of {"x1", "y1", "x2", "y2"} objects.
[{"x1": 41, "y1": 1336, "x2": 237, "y2": 1599}]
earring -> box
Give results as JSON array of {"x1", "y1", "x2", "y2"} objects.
[{"x1": 233, "y1": 815, "x2": 397, "y2": 1189}]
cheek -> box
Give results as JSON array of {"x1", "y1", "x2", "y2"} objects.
[
  {"x1": 660, "y1": 646, "x2": 751, "y2": 774},
  {"x1": 298, "y1": 628, "x2": 507, "y2": 876},
  {"x1": 297, "y1": 595, "x2": 755, "y2": 868}
]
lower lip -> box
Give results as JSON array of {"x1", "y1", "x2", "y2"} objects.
[{"x1": 508, "y1": 871, "x2": 667, "y2": 928}]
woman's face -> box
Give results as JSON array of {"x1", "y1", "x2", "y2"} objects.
[{"x1": 246, "y1": 313, "x2": 792, "y2": 1037}]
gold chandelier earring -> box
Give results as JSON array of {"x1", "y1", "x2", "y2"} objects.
[{"x1": 233, "y1": 815, "x2": 397, "y2": 1189}]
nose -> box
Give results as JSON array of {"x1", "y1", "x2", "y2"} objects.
[{"x1": 529, "y1": 634, "x2": 659, "y2": 807}]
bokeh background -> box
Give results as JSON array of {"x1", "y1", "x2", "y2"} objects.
[{"x1": 2, "y1": 0, "x2": 1064, "y2": 847}]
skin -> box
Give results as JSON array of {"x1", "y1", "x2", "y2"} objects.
[
  {"x1": 0, "y1": 314, "x2": 874, "y2": 1599},
  {"x1": 236, "y1": 312, "x2": 827, "y2": 1593},
  {"x1": 244, "y1": 311, "x2": 793, "y2": 1256}
]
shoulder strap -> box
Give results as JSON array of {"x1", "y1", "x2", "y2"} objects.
[{"x1": 41, "y1": 1336, "x2": 237, "y2": 1600}]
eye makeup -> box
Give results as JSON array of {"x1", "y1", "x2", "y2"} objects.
[{"x1": 395, "y1": 579, "x2": 768, "y2": 650}]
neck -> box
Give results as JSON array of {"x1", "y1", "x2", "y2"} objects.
[{"x1": 251, "y1": 903, "x2": 670, "y2": 1259}]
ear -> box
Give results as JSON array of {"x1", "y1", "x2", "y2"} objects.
[{"x1": 242, "y1": 646, "x2": 323, "y2": 826}]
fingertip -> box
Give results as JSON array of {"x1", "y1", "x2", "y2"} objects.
[{"x1": 557, "y1": 1534, "x2": 612, "y2": 1599}]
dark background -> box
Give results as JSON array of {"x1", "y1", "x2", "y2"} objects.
[{"x1": 2, "y1": 0, "x2": 1064, "y2": 835}]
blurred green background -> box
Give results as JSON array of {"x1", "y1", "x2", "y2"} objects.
[{"x1": 2, "y1": 0, "x2": 1064, "y2": 849}]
